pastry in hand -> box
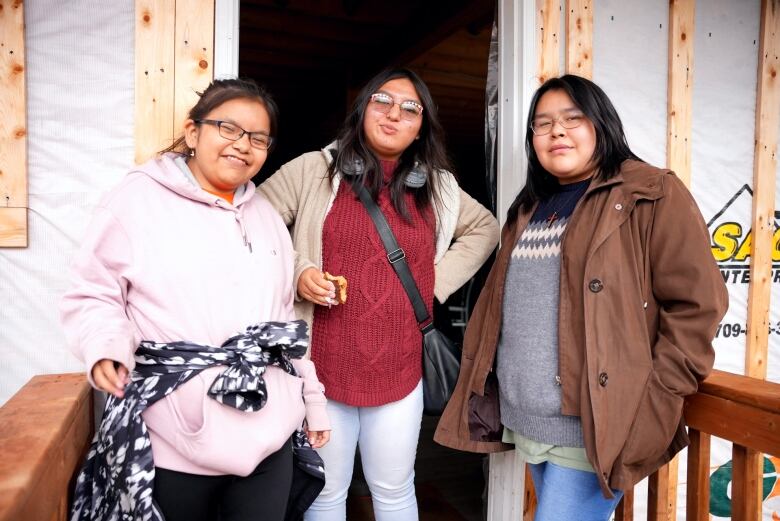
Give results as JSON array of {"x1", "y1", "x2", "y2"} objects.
[{"x1": 323, "y1": 272, "x2": 348, "y2": 304}]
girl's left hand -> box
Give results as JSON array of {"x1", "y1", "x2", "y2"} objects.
[{"x1": 307, "y1": 430, "x2": 331, "y2": 448}]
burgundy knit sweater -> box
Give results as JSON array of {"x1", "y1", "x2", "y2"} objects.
[{"x1": 311, "y1": 161, "x2": 435, "y2": 406}]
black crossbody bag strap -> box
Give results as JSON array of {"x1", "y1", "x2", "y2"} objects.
[{"x1": 351, "y1": 182, "x2": 434, "y2": 333}]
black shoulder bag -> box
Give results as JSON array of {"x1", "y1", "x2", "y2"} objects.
[{"x1": 351, "y1": 182, "x2": 461, "y2": 416}]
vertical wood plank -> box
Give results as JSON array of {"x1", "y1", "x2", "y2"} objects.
[
  {"x1": 686, "y1": 429, "x2": 711, "y2": 521},
  {"x1": 536, "y1": 0, "x2": 561, "y2": 84},
  {"x1": 666, "y1": 456, "x2": 680, "y2": 521},
  {"x1": 565, "y1": 0, "x2": 592, "y2": 78},
  {"x1": 135, "y1": 0, "x2": 176, "y2": 164},
  {"x1": 174, "y1": 0, "x2": 215, "y2": 132},
  {"x1": 0, "y1": 0, "x2": 27, "y2": 247},
  {"x1": 746, "y1": 0, "x2": 780, "y2": 381},
  {"x1": 487, "y1": 451, "x2": 524, "y2": 521},
  {"x1": 522, "y1": 463, "x2": 536, "y2": 521},
  {"x1": 731, "y1": 445, "x2": 761, "y2": 521},
  {"x1": 615, "y1": 486, "x2": 634, "y2": 521},
  {"x1": 745, "y1": 3, "x2": 779, "y2": 514},
  {"x1": 648, "y1": 465, "x2": 671, "y2": 521},
  {"x1": 666, "y1": 0, "x2": 696, "y2": 186}
]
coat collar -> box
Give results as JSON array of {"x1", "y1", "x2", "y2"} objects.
[{"x1": 585, "y1": 160, "x2": 667, "y2": 202}]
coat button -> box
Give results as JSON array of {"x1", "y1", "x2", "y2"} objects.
[
  {"x1": 588, "y1": 279, "x2": 604, "y2": 293},
  {"x1": 599, "y1": 372, "x2": 609, "y2": 386}
]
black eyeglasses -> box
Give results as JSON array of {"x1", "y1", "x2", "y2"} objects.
[
  {"x1": 368, "y1": 93, "x2": 424, "y2": 121},
  {"x1": 195, "y1": 119, "x2": 274, "y2": 150}
]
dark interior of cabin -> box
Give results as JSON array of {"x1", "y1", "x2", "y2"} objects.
[{"x1": 239, "y1": 1, "x2": 495, "y2": 519}]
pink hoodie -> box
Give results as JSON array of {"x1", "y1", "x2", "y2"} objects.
[{"x1": 61, "y1": 153, "x2": 329, "y2": 476}]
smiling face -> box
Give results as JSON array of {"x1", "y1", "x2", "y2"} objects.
[
  {"x1": 531, "y1": 89, "x2": 597, "y2": 184},
  {"x1": 362, "y1": 78, "x2": 423, "y2": 161},
  {"x1": 183, "y1": 97, "x2": 270, "y2": 196}
]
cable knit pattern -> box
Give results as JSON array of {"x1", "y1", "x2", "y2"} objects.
[{"x1": 312, "y1": 162, "x2": 435, "y2": 406}]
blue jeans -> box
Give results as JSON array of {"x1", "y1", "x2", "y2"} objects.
[
  {"x1": 528, "y1": 462, "x2": 623, "y2": 521},
  {"x1": 304, "y1": 382, "x2": 423, "y2": 521}
]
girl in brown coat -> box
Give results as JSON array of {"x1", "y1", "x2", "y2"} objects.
[{"x1": 434, "y1": 75, "x2": 728, "y2": 520}]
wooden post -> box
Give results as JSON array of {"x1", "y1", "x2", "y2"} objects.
[
  {"x1": 731, "y1": 445, "x2": 762, "y2": 521},
  {"x1": 667, "y1": 0, "x2": 696, "y2": 186},
  {"x1": 685, "y1": 429, "x2": 711, "y2": 521},
  {"x1": 565, "y1": 0, "x2": 592, "y2": 78},
  {"x1": 744, "y1": 1, "x2": 780, "y2": 516},
  {"x1": 174, "y1": 0, "x2": 215, "y2": 131},
  {"x1": 746, "y1": 0, "x2": 780, "y2": 381},
  {"x1": 648, "y1": 465, "x2": 672, "y2": 521},
  {"x1": 0, "y1": 0, "x2": 27, "y2": 247},
  {"x1": 536, "y1": 0, "x2": 561, "y2": 84},
  {"x1": 135, "y1": 0, "x2": 176, "y2": 164},
  {"x1": 660, "y1": 3, "x2": 697, "y2": 512},
  {"x1": 614, "y1": 487, "x2": 634, "y2": 521},
  {"x1": 522, "y1": 463, "x2": 536, "y2": 521}
]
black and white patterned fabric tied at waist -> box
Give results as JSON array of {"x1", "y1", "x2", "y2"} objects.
[{"x1": 70, "y1": 320, "x2": 325, "y2": 521}]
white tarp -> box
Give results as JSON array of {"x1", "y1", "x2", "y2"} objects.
[
  {"x1": 594, "y1": 0, "x2": 780, "y2": 519},
  {"x1": 0, "y1": 0, "x2": 134, "y2": 404}
]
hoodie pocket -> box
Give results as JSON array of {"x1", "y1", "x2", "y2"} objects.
[{"x1": 165, "y1": 373, "x2": 209, "y2": 437}]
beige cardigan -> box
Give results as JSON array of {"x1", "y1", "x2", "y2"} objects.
[{"x1": 257, "y1": 146, "x2": 500, "y2": 329}]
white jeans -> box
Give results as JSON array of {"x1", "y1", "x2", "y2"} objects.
[{"x1": 304, "y1": 381, "x2": 423, "y2": 521}]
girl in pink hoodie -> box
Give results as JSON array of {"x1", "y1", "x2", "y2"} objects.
[{"x1": 62, "y1": 78, "x2": 330, "y2": 521}]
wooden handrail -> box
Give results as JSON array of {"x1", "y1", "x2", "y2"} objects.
[
  {"x1": 0, "y1": 373, "x2": 93, "y2": 521},
  {"x1": 523, "y1": 369, "x2": 780, "y2": 520},
  {"x1": 685, "y1": 369, "x2": 780, "y2": 457},
  {"x1": 613, "y1": 369, "x2": 780, "y2": 521}
]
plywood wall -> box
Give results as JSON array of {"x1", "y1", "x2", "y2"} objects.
[
  {"x1": 135, "y1": 0, "x2": 215, "y2": 164},
  {"x1": 0, "y1": 0, "x2": 28, "y2": 248}
]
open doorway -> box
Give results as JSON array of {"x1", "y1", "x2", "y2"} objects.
[{"x1": 239, "y1": 2, "x2": 495, "y2": 519}]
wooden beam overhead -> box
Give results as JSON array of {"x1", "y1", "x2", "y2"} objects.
[
  {"x1": 565, "y1": 0, "x2": 593, "y2": 78},
  {"x1": 352, "y1": 0, "x2": 494, "y2": 87},
  {"x1": 0, "y1": 0, "x2": 27, "y2": 248}
]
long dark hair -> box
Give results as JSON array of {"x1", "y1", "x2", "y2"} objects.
[
  {"x1": 328, "y1": 68, "x2": 452, "y2": 220},
  {"x1": 161, "y1": 78, "x2": 279, "y2": 156},
  {"x1": 507, "y1": 74, "x2": 641, "y2": 223}
]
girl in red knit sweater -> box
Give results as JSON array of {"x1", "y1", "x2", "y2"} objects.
[{"x1": 258, "y1": 68, "x2": 499, "y2": 521}]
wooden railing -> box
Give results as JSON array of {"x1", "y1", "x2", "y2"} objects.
[
  {"x1": 524, "y1": 369, "x2": 780, "y2": 521},
  {"x1": 2, "y1": 370, "x2": 777, "y2": 520},
  {"x1": 0, "y1": 373, "x2": 93, "y2": 521}
]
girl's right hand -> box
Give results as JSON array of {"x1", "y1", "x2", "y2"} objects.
[
  {"x1": 298, "y1": 267, "x2": 337, "y2": 306},
  {"x1": 91, "y1": 358, "x2": 130, "y2": 398}
]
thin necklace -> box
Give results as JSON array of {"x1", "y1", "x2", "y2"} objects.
[{"x1": 543, "y1": 189, "x2": 579, "y2": 228}]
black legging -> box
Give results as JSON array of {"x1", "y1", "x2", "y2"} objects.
[{"x1": 153, "y1": 439, "x2": 293, "y2": 521}]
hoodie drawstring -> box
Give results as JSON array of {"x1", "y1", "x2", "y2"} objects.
[{"x1": 235, "y1": 213, "x2": 252, "y2": 253}]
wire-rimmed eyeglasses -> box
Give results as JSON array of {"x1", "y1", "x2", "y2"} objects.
[
  {"x1": 530, "y1": 112, "x2": 587, "y2": 136},
  {"x1": 368, "y1": 93, "x2": 424, "y2": 121}
]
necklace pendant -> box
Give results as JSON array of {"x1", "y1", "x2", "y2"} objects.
[{"x1": 546, "y1": 212, "x2": 558, "y2": 227}]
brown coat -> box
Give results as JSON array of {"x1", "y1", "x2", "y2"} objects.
[{"x1": 434, "y1": 160, "x2": 728, "y2": 497}]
